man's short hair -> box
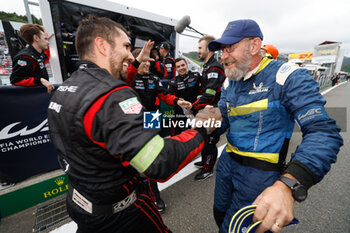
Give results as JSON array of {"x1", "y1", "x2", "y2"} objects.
[
  {"x1": 199, "y1": 35, "x2": 215, "y2": 44},
  {"x1": 19, "y1": 24, "x2": 45, "y2": 44},
  {"x1": 75, "y1": 14, "x2": 128, "y2": 59},
  {"x1": 175, "y1": 57, "x2": 187, "y2": 65},
  {"x1": 132, "y1": 48, "x2": 142, "y2": 58}
]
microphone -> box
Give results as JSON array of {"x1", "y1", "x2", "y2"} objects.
[{"x1": 175, "y1": 15, "x2": 191, "y2": 34}]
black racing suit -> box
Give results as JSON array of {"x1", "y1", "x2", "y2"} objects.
[
  {"x1": 132, "y1": 72, "x2": 179, "y2": 111},
  {"x1": 131, "y1": 71, "x2": 180, "y2": 204},
  {"x1": 10, "y1": 45, "x2": 49, "y2": 86},
  {"x1": 155, "y1": 54, "x2": 176, "y2": 80},
  {"x1": 48, "y1": 61, "x2": 207, "y2": 233},
  {"x1": 168, "y1": 71, "x2": 201, "y2": 135},
  {"x1": 192, "y1": 55, "x2": 225, "y2": 113},
  {"x1": 192, "y1": 55, "x2": 226, "y2": 173}
]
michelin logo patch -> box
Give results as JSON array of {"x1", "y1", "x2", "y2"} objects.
[
  {"x1": 119, "y1": 97, "x2": 142, "y2": 114},
  {"x1": 295, "y1": 106, "x2": 328, "y2": 126},
  {"x1": 249, "y1": 82, "x2": 269, "y2": 94},
  {"x1": 143, "y1": 110, "x2": 161, "y2": 129}
]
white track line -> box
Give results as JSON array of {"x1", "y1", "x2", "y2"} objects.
[{"x1": 158, "y1": 144, "x2": 226, "y2": 191}]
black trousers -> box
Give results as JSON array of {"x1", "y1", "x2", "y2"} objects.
[
  {"x1": 67, "y1": 192, "x2": 171, "y2": 233},
  {"x1": 201, "y1": 136, "x2": 219, "y2": 172}
]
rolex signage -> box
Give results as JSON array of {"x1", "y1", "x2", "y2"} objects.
[
  {"x1": 0, "y1": 174, "x2": 69, "y2": 218},
  {"x1": 43, "y1": 176, "x2": 69, "y2": 199}
]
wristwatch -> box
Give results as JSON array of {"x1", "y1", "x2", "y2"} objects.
[{"x1": 277, "y1": 176, "x2": 307, "y2": 202}]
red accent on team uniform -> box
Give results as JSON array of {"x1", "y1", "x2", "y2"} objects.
[
  {"x1": 207, "y1": 66, "x2": 225, "y2": 77},
  {"x1": 149, "y1": 129, "x2": 205, "y2": 182},
  {"x1": 125, "y1": 63, "x2": 138, "y2": 85},
  {"x1": 157, "y1": 93, "x2": 176, "y2": 106},
  {"x1": 44, "y1": 47, "x2": 50, "y2": 64},
  {"x1": 155, "y1": 61, "x2": 163, "y2": 75},
  {"x1": 12, "y1": 77, "x2": 37, "y2": 87},
  {"x1": 121, "y1": 161, "x2": 130, "y2": 167},
  {"x1": 169, "y1": 129, "x2": 198, "y2": 143},
  {"x1": 21, "y1": 55, "x2": 37, "y2": 73},
  {"x1": 83, "y1": 86, "x2": 132, "y2": 150},
  {"x1": 133, "y1": 202, "x2": 163, "y2": 233},
  {"x1": 137, "y1": 197, "x2": 169, "y2": 232},
  {"x1": 192, "y1": 98, "x2": 215, "y2": 111}
]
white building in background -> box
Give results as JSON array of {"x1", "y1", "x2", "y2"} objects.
[{"x1": 312, "y1": 41, "x2": 344, "y2": 75}]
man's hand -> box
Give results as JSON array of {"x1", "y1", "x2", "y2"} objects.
[
  {"x1": 195, "y1": 105, "x2": 222, "y2": 134},
  {"x1": 136, "y1": 40, "x2": 155, "y2": 63},
  {"x1": 252, "y1": 175, "x2": 296, "y2": 233},
  {"x1": 177, "y1": 98, "x2": 192, "y2": 109},
  {"x1": 40, "y1": 78, "x2": 55, "y2": 94}
]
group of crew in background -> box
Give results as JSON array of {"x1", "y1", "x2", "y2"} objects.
[
  {"x1": 124, "y1": 36, "x2": 226, "y2": 211},
  {"x1": 125, "y1": 38, "x2": 282, "y2": 212},
  {"x1": 9, "y1": 22, "x2": 282, "y2": 214}
]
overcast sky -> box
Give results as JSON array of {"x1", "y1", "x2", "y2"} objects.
[{"x1": 2, "y1": 0, "x2": 350, "y2": 55}]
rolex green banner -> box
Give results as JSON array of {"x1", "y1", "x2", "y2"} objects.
[{"x1": 0, "y1": 174, "x2": 69, "y2": 218}]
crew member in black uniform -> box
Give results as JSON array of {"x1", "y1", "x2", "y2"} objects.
[
  {"x1": 168, "y1": 57, "x2": 201, "y2": 135},
  {"x1": 155, "y1": 42, "x2": 175, "y2": 81},
  {"x1": 10, "y1": 23, "x2": 54, "y2": 93},
  {"x1": 47, "y1": 15, "x2": 221, "y2": 233},
  {"x1": 192, "y1": 35, "x2": 226, "y2": 181},
  {"x1": 131, "y1": 48, "x2": 191, "y2": 111},
  {"x1": 149, "y1": 45, "x2": 162, "y2": 77},
  {"x1": 130, "y1": 48, "x2": 192, "y2": 212}
]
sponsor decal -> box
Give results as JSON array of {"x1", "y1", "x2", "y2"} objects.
[
  {"x1": 17, "y1": 60, "x2": 27, "y2": 66},
  {"x1": 119, "y1": 97, "x2": 142, "y2": 114},
  {"x1": 57, "y1": 85, "x2": 78, "y2": 93},
  {"x1": 296, "y1": 106, "x2": 327, "y2": 126},
  {"x1": 249, "y1": 82, "x2": 269, "y2": 94},
  {"x1": 48, "y1": 101, "x2": 62, "y2": 113},
  {"x1": 208, "y1": 73, "x2": 218, "y2": 79},
  {"x1": 280, "y1": 65, "x2": 291, "y2": 73}
]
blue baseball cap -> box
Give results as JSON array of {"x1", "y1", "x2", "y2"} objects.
[{"x1": 208, "y1": 19, "x2": 263, "y2": 51}]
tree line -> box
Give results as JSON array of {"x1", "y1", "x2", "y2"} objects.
[{"x1": 0, "y1": 11, "x2": 42, "y2": 25}]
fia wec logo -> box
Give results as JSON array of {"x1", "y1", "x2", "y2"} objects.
[{"x1": 0, "y1": 119, "x2": 48, "y2": 140}]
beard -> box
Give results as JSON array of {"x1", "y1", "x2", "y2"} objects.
[
  {"x1": 108, "y1": 50, "x2": 128, "y2": 80},
  {"x1": 199, "y1": 51, "x2": 207, "y2": 61},
  {"x1": 224, "y1": 45, "x2": 252, "y2": 81}
]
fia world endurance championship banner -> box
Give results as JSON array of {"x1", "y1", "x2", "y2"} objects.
[{"x1": 0, "y1": 86, "x2": 60, "y2": 183}]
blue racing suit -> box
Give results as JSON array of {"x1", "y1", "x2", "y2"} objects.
[{"x1": 214, "y1": 57, "x2": 343, "y2": 233}]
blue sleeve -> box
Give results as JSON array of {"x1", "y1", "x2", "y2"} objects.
[{"x1": 281, "y1": 69, "x2": 343, "y2": 189}]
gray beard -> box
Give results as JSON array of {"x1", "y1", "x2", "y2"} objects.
[
  {"x1": 224, "y1": 44, "x2": 252, "y2": 81},
  {"x1": 225, "y1": 68, "x2": 245, "y2": 81}
]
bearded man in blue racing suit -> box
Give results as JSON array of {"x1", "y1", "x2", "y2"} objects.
[{"x1": 208, "y1": 19, "x2": 343, "y2": 233}]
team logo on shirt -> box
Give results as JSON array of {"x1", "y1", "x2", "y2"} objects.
[
  {"x1": 119, "y1": 97, "x2": 142, "y2": 114},
  {"x1": 249, "y1": 82, "x2": 269, "y2": 94},
  {"x1": 143, "y1": 110, "x2": 161, "y2": 129},
  {"x1": 17, "y1": 60, "x2": 27, "y2": 66}
]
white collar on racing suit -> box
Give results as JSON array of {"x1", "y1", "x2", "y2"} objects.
[{"x1": 243, "y1": 61, "x2": 261, "y2": 81}]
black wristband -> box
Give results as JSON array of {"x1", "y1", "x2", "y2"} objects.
[
  {"x1": 132, "y1": 59, "x2": 140, "y2": 69},
  {"x1": 284, "y1": 160, "x2": 318, "y2": 190},
  {"x1": 194, "y1": 127, "x2": 208, "y2": 141}
]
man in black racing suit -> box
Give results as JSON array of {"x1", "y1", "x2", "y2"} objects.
[
  {"x1": 130, "y1": 48, "x2": 192, "y2": 212},
  {"x1": 10, "y1": 23, "x2": 54, "y2": 93},
  {"x1": 168, "y1": 57, "x2": 201, "y2": 135},
  {"x1": 192, "y1": 35, "x2": 226, "y2": 181},
  {"x1": 47, "y1": 15, "x2": 221, "y2": 233}
]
